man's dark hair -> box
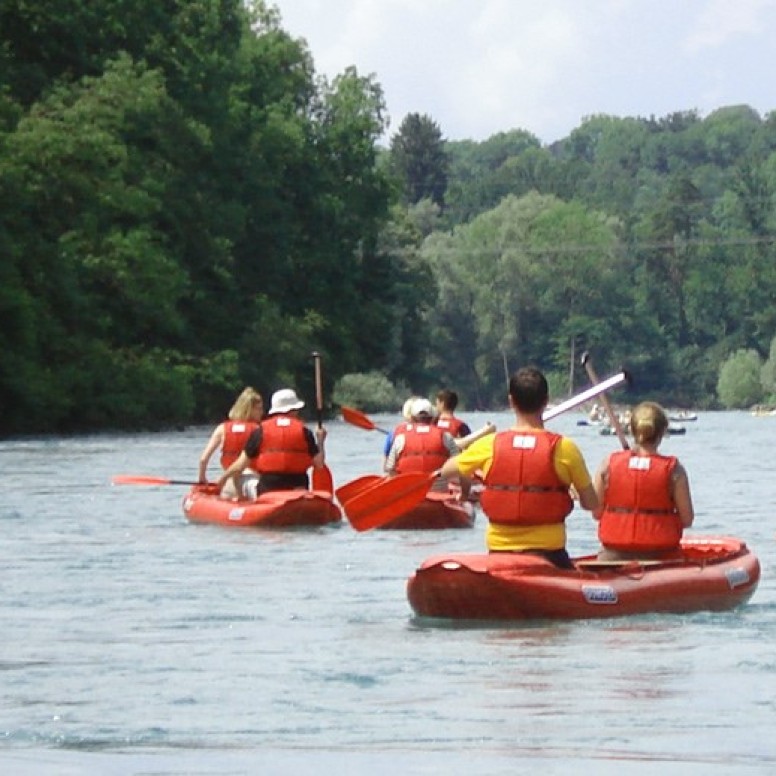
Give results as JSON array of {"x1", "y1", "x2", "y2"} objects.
[
  {"x1": 508, "y1": 367, "x2": 548, "y2": 414},
  {"x1": 436, "y1": 388, "x2": 458, "y2": 412}
]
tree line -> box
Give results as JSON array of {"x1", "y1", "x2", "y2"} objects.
[
  {"x1": 2, "y1": 1, "x2": 775, "y2": 437},
  {"x1": 389, "y1": 108, "x2": 776, "y2": 411}
]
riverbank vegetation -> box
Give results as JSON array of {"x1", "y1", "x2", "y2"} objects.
[{"x1": 2, "y1": 1, "x2": 775, "y2": 435}]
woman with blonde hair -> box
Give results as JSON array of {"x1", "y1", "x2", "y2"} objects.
[
  {"x1": 593, "y1": 401, "x2": 694, "y2": 561},
  {"x1": 198, "y1": 387, "x2": 264, "y2": 497}
]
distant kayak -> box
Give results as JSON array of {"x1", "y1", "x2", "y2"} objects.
[
  {"x1": 669, "y1": 411, "x2": 698, "y2": 422},
  {"x1": 407, "y1": 536, "x2": 759, "y2": 621},
  {"x1": 600, "y1": 423, "x2": 686, "y2": 436},
  {"x1": 182, "y1": 484, "x2": 342, "y2": 528}
]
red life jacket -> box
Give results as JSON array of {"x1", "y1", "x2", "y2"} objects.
[
  {"x1": 598, "y1": 451, "x2": 683, "y2": 551},
  {"x1": 220, "y1": 420, "x2": 259, "y2": 468},
  {"x1": 436, "y1": 415, "x2": 466, "y2": 438},
  {"x1": 395, "y1": 423, "x2": 449, "y2": 474},
  {"x1": 480, "y1": 430, "x2": 573, "y2": 525},
  {"x1": 255, "y1": 416, "x2": 313, "y2": 475}
]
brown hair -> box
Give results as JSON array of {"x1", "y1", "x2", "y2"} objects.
[{"x1": 436, "y1": 388, "x2": 459, "y2": 412}]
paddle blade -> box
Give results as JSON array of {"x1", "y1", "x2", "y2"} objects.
[
  {"x1": 341, "y1": 406, "x2": 390, "y2": 434},
  {"x1": 335, "y1": 474, "x2": 383, "y2": 505},
  {"x1": 312, "y1": 464, "x2": 334, "y2": 494},
  {"x1": 341, "y1": 406, "x2": 377, "y2": 431},
  {"x1": 342, "y1": 472, "x2": 435, "y2": 532},
  {"x1": 112, "y1": 475, "x2": 198, "y2": 486}
]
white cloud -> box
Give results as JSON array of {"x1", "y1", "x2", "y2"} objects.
[
  {"x1": 271, "y1": 0, "x2": 776, "y2": 143},
  {"x1": 684, "y1": 0, "x2": 776, "y2": 53}
]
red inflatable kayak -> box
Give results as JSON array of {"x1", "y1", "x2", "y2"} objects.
[
  {"x1": 376, "y1": 491, "x2": 475, "y2": 530},
  {"x1": 182, "y1": 484, "x2": 342, "y2": 528},
  {"x1": 407, "y1": 536, "x2": 760, "y2": 620}
]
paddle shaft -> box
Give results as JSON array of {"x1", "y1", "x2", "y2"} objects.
[
  {"x1": 581, "y1": 353, "x2": 629, "y2": 450},
  {"x1": 112, "y1": 475, "x2": 203, "y2": 486},
  {"x1": 313, "y1": 351, "x2": 324, "y2": 428},
  {"x1": 543, "y1": 371, "x2": 629, "y2": 421},
  {"x1": 311, "y1": 351, "x2": 334, "y2": 492}
]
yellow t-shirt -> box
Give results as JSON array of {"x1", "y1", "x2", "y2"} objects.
[{"x1": 457, "y1": 428, "x2": 592, "y2": 551}]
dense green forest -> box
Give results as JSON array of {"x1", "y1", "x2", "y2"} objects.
[{"x1": 2, "y1": 1, "x2": 776, "y2": 436}]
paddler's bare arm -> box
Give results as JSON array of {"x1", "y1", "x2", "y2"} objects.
[
  {"x1": 312, "y1": 426, "x2": 327, "y2": 469},
  {"x1": 217, "y1": 450, "x2": 249, "y2": 494},
  {"x1": 439, "y1": 456, "x2": 462, "y2": 479}
]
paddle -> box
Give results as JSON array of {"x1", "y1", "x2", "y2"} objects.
[
  {"x1": 112, "y1": 475, "x2": 202, "y2": 486},
  {"x1": 311, "y1": 351, "x2": 334, "y2": 493},
  {"x1": 454, "y1": 422, "x2": 496, "y2": 450},
  {"x1": 581, "y1": 352, "x2": 629, "y2": 450},
  {"x1": 341, "y1": 406, "x2": 390, "y2": 434},
  {"x1": 542, "y1": 369, "x2": 629, "y2": 421},
  {"x1": 342, "y1": 472, "x2": 435, "y2": 532},
  {"x1": 338, "y1": 368, "x2": 630, "y2": 531},
  {"x1": 335, "y1": 474, "x2": 382, "y2": 504}
]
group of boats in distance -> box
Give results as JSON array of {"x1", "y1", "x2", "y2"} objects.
[{"x1": 577, "y1": 405, "x2": 698, "y2": 437}]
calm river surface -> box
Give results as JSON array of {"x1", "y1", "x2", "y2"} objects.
[{"x1": 1, "y1": 410, "x2": 775, "y2": 775}]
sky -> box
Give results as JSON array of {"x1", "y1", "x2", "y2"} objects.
[{"x1": 269, "y1": 0, "x2": 776, "y2": 145}]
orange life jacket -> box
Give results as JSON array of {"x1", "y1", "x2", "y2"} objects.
[
  {"x1": 436, "y1": 415, "x2": 466, "y2": 438},
  {"x1": 220, "y1": 421, "x2": 259, "y2": 468},
  {"x1": 480, "y1": 430, "x2": 573, "y2": 525},
  {"x1": 395, "y1": 423, "x2": 449, "y2": 474},
  {"x1": 255, "y1": 416, "x2": 313, "y2": 475},
  {"x1": 598, "y1": 450, "x2": 683, "y2": 551}
]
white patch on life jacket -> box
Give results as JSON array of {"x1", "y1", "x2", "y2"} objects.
[
  {"x1": 512, "y1": 435, "x2": 536, "y2": 449},
  {"x1": 276, "y1": 417, "x2": 291, "y2": 427},
  {"x1": 629, "y1": 456, "x2": 651, "y2": 471},
  {"x1": 415, "y1": 425, "x2": 431, "y2": 434},
  {"x1": 438, "y1": 420, "x2": 451, "y2": 428},
  {"x1": 232, "y1": 423, "x2": 246, "y2": 432}
]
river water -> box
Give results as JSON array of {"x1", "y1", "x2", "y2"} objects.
[{"x1": 1, "y1": 410, "x2": 775, "y2": 775}]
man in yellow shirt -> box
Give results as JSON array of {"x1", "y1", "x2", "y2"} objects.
[{"x1": 440, "y1": 366, "x2": 598, "y2": 568}]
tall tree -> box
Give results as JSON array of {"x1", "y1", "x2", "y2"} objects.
[
  {"x1": 423, "y1": 192, "x2": 630, "y2": 406},
  {"x1": 389, "y1": 112, "x2": 449, "y2": 207}
]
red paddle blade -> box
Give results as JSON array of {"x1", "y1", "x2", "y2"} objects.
[
  {"x1": 312, "y1": 465, "x2": 334, "y2": 494},
  {"x1": 335, "y1": 474, "x2": 383, "y2": 505},
  {"x1": 341, "y1": 406, "x2": 377, "y2": 431},
  {"x1": 343, "y1": 472, "x2": 434, "y2": 531},
  {"x1": 111, "y1": 475, "x2": 197, "y2": 486}
]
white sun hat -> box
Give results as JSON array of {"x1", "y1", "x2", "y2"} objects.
[
  {"x1": 268, "y1": 388, "x2": 305, "y2": 415},
  {"x1": 409, "y1": 397, "x2": 434, "y2": 419}
]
